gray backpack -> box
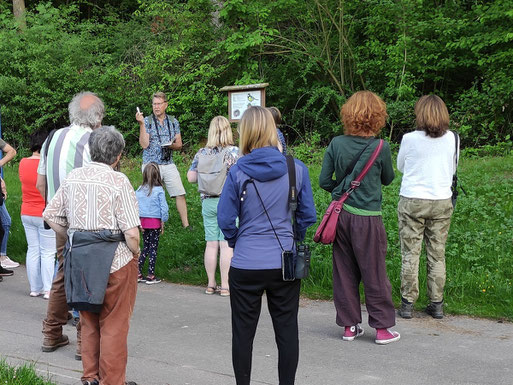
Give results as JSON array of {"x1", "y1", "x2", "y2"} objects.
[{"x1": 197, "y1": 147, "x2": 229, "y2": 196}]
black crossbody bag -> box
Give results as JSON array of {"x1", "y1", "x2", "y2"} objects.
[{"x1": 240, "y1": 156, "x2": 311, "y2": 281}]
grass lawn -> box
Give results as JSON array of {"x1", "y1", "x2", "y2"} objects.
[
  {"x1": 0, "y1": 359, "x2": 57, "y2": 384},
  {"x1": 3, "y1": 148, "x2": 512, "y2": 320}
]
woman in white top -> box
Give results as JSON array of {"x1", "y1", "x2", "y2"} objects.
[{"x1": 397, "y1": 95, "x2": 458, "y2": 320}]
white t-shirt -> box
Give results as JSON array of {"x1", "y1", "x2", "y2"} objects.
[{"x1": 397, "y1": 130, "x2": 459, "y2": 200}]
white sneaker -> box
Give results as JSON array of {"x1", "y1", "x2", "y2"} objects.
[
  {"x1": 43, "y1": 291, "x2": 50, "y2": 300},
  {"x1": 30, "y1": 291, "x2": 42, "y2": 297},
  {"x1": 1, "y1": 256, "x2": 20, "y2": 268}
]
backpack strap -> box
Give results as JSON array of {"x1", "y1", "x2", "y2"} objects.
[{"x1": 43, "y1": 128, "x2": 59, "y2": 204}]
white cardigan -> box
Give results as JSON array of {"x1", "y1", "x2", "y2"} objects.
[{"x1": 397, "y1": 130, "x2": 459, "y2": 200}]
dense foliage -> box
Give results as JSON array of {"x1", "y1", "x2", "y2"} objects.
[{"x1": 0, "y1": 0, "x2": 512, "y2": 152}]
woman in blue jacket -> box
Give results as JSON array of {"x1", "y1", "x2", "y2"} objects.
[{"x1": 218, "y1": 106, "x2": 317, "y2": 385}]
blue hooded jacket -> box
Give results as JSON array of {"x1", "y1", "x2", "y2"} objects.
[{"x1": 217, "y1": 147, "x2": 317, "y2": 270}]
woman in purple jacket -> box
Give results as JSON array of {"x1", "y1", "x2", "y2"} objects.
[{"x1": 218, "y1": 106, "x2": 317, "y2": 385}]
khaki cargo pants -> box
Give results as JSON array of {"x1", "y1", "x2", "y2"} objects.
[{"x1": 398, "y1": 197, "x2": 453, "y2": 303}]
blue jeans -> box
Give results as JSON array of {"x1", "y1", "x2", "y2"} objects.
[{"x1": 0, "y1": 204, "x2": 11, "y2": 255}]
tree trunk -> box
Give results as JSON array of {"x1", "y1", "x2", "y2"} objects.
[{"x1": 12, "y1": 0, "x2": 26, "y2": 30}]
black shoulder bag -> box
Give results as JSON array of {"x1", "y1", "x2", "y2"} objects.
[{"x1": 285, "y1": 155, "x2": 311, "y2": 280}]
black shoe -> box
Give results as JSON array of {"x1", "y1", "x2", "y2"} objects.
[
  {"x1": 426, "y1": 301, "x2": 444, "y2": 319},
  {"x1": 137, "y1": 274, "x2": 147, "y2": 283},
  {"x1": 0, "y1": 266, "x2": 13, "y2": 276},
  {"x1": 145, "y1": 276, "x2": 161, "y2": 285},
  {"x1": 126, "y1": 382, "x2": 137, "y2": 385},
  {"x1": 399, "y1": 299, "x2": 413, "y2": 319},
  {"x1": 82, "y1": 380, "x2": 99, "y2": 385}
]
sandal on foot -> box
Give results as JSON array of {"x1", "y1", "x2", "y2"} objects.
[
  {"x1": 205, "y1": 286, "x2": 217, "y2": 295},
  {"x1": 219, "y1": 288, "x2": 230, "y2": 297}
]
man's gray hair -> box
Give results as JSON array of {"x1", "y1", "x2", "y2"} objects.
[
  {"x1": 68, "y1": 91, "x2": 105, "y2": 129},
  {"x1": 89, "y1": 126, "x2": 125, "y2": 165}
]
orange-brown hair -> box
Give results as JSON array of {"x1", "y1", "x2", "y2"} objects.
[
  {"x1": 414, "y1": 95, "x2": 449, "y2": 138},
  {"x1": 340, "y1": 91, "x2": 387, "y2": 137}
]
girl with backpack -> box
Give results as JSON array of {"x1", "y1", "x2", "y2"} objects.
[
  {"x1": 187, "y1": 116, "x2": 239, "y2": 296},
  {"x1": 136, "y1": 162, "x2": 169, "y2": 284}
]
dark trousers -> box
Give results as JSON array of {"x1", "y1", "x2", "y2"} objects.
[
  {"x1": 229, "y1": 267, "x2": 301, "y2": 385},
  {"x1": 138, "y1": 228, "x2": 160, "y2": 276},
  {"x1": 332, "y1": 210, "x2": 395, "y2": 329}
]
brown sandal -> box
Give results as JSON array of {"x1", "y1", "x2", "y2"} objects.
[
  {"x1": 205, "y1": 286, "x2": 216, "y2": 295},
  {"x1": 219, "y1": 288, "x2": 230, "y2": 297}
]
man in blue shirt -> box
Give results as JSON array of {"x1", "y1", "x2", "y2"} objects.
[{"x1": 136, "y1": 92, "x2": 189, "y2": 228}]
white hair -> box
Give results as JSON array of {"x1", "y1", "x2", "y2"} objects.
[
  {"x1": 89, "y1": 126, "x2": 125, "y2": 165},
  {"x1": 68, "y1": 91, "x2": 105, "y2": 129}
]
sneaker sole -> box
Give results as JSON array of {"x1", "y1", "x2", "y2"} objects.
[
  {"x1": 146, "y1": 280, "x2": 161, "y2": 285},
  {"x1": 375, "y1": 334, "x2": 401, "y2": 345},
  {"x1": 42, "y1": 340, "x2": 69, "y2": 352},
  {"x1": 399, "y1": 312, "x2": 413, "y2": 319},
  {"x1": 0, "y1": 272, "x2": 14, "y2": 276}
]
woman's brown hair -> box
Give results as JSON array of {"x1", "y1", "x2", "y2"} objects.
[
  {"x1": 414, "y1": 95, "x2": 449, "y2": 138},
  {"x1": 238, "y1": 106, "x2": 279, "y2": 155},
  {"x1": 340, "y1": 91, "x2": 387, "y2": 137},
  {"x1": 267, "y1": 106, "x2": 282, "y2": 125},
  {"x1": 142, "y1": 162, "x2": 163, "y2": 196}
]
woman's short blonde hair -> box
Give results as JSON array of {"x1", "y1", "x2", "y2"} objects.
[
  {"x1": 340, "y1": 91, "x2": 388, "y2": 137},
  {"x1": 206, "y1": 116, "x2": 233, "y2": 148},
  {"x1": 414, "y1": 95, "x2": 449, "y2": 138},
  {"x1": 239, "y1": 106, "x2": 279, "y2": 155}
]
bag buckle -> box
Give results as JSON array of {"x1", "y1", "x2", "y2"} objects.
[{"x1": 350, "y1": 181, "x2": 360, "y2": 188}]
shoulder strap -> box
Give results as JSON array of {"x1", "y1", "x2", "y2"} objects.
[
  {"x1": 43, "y1": 128, "x2": 58, "y2": 204},
  {"x1": 286, "y1": 155, "x2": 298, "y2": 241},
  {"x1": 240, "y1": 178, "x2": 286, "y2": 252},
  {"x1": 338, "y1": 139, "x2": 384, "y2": 202},
  {"x1": 452, "y1": 131, "x2": 459, "y2": 175}
]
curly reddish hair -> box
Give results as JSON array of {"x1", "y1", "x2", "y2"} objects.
[{"x1": 340, "y1": 91, "x2": 388, "y2": 137}]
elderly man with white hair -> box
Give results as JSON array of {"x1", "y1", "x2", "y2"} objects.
[{"x1": 36, "y1": 91, "x2": 105, "y2": 358}]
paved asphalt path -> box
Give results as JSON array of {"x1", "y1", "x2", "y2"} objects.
[{"x1": 0, "y1": 266, "x2": 512, "y2": 385}]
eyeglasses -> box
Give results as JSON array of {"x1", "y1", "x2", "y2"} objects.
[{"x1": 152, "y1": 102, "x2": 167, "y2": 107}]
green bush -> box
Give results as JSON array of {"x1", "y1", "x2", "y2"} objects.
[{"x1": 0, "y1": 0, "x2": 512, "y2": 153}]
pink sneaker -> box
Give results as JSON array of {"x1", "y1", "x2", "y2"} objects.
[
  {"x1": 342, "y1": 325, "x2": 364, "y2": 341},
  {"x1": 375, "y1": 328, "x2": 401, "y2": 345}
]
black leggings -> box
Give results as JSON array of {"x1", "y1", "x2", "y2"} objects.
[
  {"x1": 138, "y1": 229, "x2": 160, "y2": 276},
  {"x1": 229, "y1": 267, "x2": 301, "y2": 385}
]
